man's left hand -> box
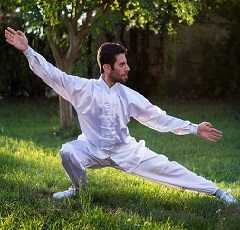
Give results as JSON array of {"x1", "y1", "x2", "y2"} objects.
[{"x1": 197, "y1": 122, "x2": 222, "y2": 142}]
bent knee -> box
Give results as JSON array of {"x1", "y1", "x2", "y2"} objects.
[{"x1": 60, "y1": 148, "x2": 71, "y2": 162}]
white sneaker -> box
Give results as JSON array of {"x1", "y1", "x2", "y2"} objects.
[
  {"x1": 53, "y1": 187, "x2": 78, "y2": 200},
  {"x1": 219, "y1": 192, "x2": 238, "y2": 205}
]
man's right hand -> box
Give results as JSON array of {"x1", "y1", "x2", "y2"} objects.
[{"x1": 5, "y1": 27, "x2": 28, "y2": 52}]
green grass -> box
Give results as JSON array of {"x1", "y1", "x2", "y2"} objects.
[{"x1": 0, "y1": 98, "x2": 239, "y2": 229}]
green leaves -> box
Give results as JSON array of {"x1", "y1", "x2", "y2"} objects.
[
  {"x1": 2, "y1": 0, "x2": 206, "y2": 44},
  {"x1": 114, "y1": 0, "x2": 203, "y2": 33}
]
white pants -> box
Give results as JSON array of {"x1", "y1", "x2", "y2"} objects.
[{"x1": 60, "y1": 140, "x2": 217, "y2": 195}]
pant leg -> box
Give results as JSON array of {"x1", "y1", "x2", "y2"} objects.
[
  {"x1": 60, "y1": 138, "x2": 111, "y2": 190},
  {"x1": 131, "y1": 148, "x2": 217, "y2": 195}
]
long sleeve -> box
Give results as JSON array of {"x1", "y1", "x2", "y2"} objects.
[
  {"x1": 23, "y1": 46, "x2": 87, "y2": 106},
  {"x1": 123, "y1": 86, "x2": 198, "y2": 135},
  {"x1": 136, "y1": 101, "x2": 198, "y2": 135}
]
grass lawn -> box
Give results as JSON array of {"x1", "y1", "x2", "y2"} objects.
[{"x1": 0, "y1": 97, "x2": 239, "y2": 229}]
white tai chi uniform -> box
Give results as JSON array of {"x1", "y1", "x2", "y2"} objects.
[{"x1": 24, "y1": 46, "x2": 217, "y2": 195}]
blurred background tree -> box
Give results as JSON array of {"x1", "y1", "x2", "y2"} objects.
[
  {"x1": 0, "y1": 0, "x2": 239, "y2": 125},
  {"x1": 200, "y1": 0, "x2": 240, "y2": 99}
]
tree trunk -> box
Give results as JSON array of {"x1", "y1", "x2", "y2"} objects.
[
  {"x1": 57, "y1": 62, "x2": 73, "y2": 129},
  {"x1": 42, "y1": 2, "x2": 112, "y2": 129},
  {"x1": 59, "y1": 96, "x2": 72, "y2": 128}
]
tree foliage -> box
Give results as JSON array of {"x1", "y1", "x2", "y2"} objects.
[
  {"x1": 2, "y1": 0, "x2": 121, "y2": 127},
  {"x1": 1, "y1": 0, "x2": 206, "y2": 126},
  {"x1": 114, "y1": 0, "x2": 203, "y2": 33},
  {"x1": 1, "y1": 0, "x2": 239, "y2": 122}
]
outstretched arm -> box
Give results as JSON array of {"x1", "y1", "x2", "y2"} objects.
[
  {"x1": 5, "y1": 26, "x2": 86, "y2": 106},
  {"x1": 5, "y1": 27, "x2": 28, "y2": 52},
  {"x1": 197, "y1": 122, "x2": 222, "y2": 142}
]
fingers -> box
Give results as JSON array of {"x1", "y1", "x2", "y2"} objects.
[
  {"x1": 5, "y1": 32, "x2": 14, "y2": 45},
  {"x1": 5, "y1": 29, "x2": 12, "y2": 37},
  {"x1": 212, "y1": 128, "x2": 222, "y2": 138},
  {"x1": 5, "y1": 27, "x2": 27, "y2": 51},
  {"x1": 208, "y1": 128, "x2": 222, "y2": 142},
  {"x1": 198, "y1": 122, "x2": 223, "y2": 142},
  {"x1": 5, "y1": 27, "x2": 15, "y2": 43},
  {"x1": 206, "y1": 122, "x2": 212, "y2": 128},
  {"x1": 207, "y1": 137, "x2": 216, "y2": 143},
  {"x1": 5, "y1": 27, "x2": 17, "y2": 39},
  {"x1": 17, "y1": 30, "x2": 25, "y2": 37},
  {"x1": 7, "y1": 27, "x2": 17, "y2": 34}
]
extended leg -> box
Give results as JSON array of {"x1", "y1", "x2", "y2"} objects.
[
  {"x1": 131, "y1": 148, "x2": 238, "y2": 204},
  {"x1": 132, "y1": 148, "x2": 217, "y2": 194}
]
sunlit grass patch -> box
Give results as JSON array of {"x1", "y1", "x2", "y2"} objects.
[{"x1": 0, "y1": 98, "x2": 239, "y2": 229}]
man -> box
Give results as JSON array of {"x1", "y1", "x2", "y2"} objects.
[{"x1": 5, "y1": 27, "x2": 238, "y2": 205}]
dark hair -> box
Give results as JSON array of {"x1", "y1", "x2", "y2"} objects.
[{"x1": 97, "y1": 42, "x2": 127, "y2": 74}]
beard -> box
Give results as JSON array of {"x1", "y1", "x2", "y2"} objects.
[{"x1": 110, "y1": 72, "x2": 128, "y2": 84}]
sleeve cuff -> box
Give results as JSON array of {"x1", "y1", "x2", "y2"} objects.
[
  {"x1": 189, "y1": 123, "x2": 198, "y2": 135},
  {"x1": 23, "y1": 46, "x2": 34, "y2": 57}
]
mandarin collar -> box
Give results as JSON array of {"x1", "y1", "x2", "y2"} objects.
[{"x1": 98, "y1": 76, "x2": 118, "y2": 93}]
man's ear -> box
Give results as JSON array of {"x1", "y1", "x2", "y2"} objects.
[{"x1": 103, "y1": 64, "x2": 111, "y2": 73}]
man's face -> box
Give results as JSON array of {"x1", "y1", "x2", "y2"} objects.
[{"x1": 109, "y1": 53, "x2": 130, "y2": 84}]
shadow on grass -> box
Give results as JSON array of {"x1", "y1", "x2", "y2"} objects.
[{"x1": 86, "y1": 168, "x2": 240, "y2": 229}]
